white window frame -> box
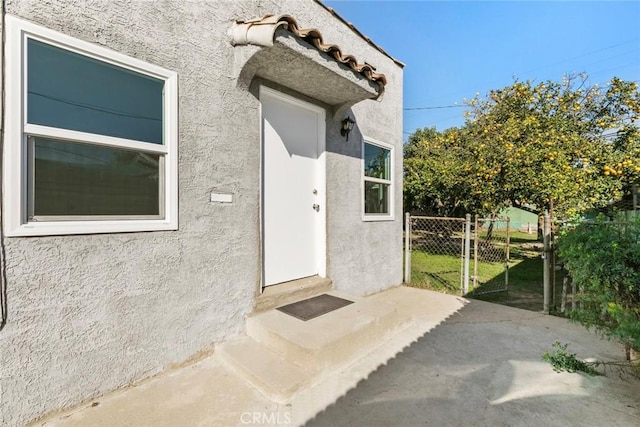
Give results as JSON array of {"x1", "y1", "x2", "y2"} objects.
[
  {"x1": 3, "y1": 15, "x2": 178, "y2": 236},
  {"x1": 362, "y1": 136, "x2": 394, "y2": 221}
]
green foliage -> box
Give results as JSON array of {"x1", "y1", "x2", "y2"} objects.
[
  {"x1": 557, "y1": 217, "x2": 640, "y2": 351},
  {"x1": 404, "y1": 75, "x2": 640, "y2": 218},
  {"x1": 404, "y1": 127, "x2": 476, "y2": 216},
  {"x1": 542, "y1": 341, "x2": 598, "y2": 375}
]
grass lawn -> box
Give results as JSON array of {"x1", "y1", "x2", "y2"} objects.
[
  {"x1": 409, "y1": 251, "x2": 463, "y2": 294},
  {"x1": 407, "y1": 230, "x2": 566, "y2": 312}
]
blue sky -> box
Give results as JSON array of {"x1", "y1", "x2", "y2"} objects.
[{"x1": 324, "y1": 1, "x2": 640, "y2": 139}]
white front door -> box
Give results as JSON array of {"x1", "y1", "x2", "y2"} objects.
[{"x1": 261, "y1": 87, "x2": 326, "y2": 286}]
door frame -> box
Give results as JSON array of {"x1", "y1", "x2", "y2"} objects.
[{"x1": 259, "y1": 85, "x2": 327, "y2": 289}]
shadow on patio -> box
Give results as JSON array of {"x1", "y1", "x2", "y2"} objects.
[
  {"x1": 34, "y1": 287, "x2": 639, "y2": 427},
  {"x1": 305, "y1": 296, "x2": 640, "y2": 427}
]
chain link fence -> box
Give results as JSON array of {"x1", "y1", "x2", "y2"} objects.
[
  {"x1": 405, "y1": 216, "x2": 466, "y2": 294},
  {"x1": 471, "y1": 217, "x2": 510, "y2": 295},
  {"x1": 404, "y1": 214, "x2": 510, "y2": 296}
]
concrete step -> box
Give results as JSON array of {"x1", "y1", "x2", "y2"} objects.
[
  {"x1": 218, "y1": 336, "x2": 316, "y2": 403},
  {"x1": 217, "y1": 291, "x2": 411, "y2": 403},
  {"x1": 219, "y1": 291, "x2": 410, "y2": 403},
  {"x1": 254, "y1": 276, "x2": 332, "y2": 313},
  {"x1": 247, "y1": 291, "x2": 409, "y2": 372}
]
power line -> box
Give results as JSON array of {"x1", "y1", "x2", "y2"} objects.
[
  {"x1": 589, "y1": 63, "x2": 640, "y2": 79},
  {"x1": 522, "y1": 37, "x2": 640, "y2": 75},
  {"x1": 565, "y1": 52, "x2": 640, "y2": 78},
  {"x1": 405, "y1": 74, "x2": 639, "y2": 115},
  {"x1": 404, "y1": 104, "x2": 466, "y2": 111}
]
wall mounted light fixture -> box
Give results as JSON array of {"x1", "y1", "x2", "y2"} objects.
[{"x1": 340, "y1": 116, "x2": 356, "y2": 141}]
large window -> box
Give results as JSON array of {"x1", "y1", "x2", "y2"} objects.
[
  {"x1": 363, "y1": 138, "x2": 393, "y2": 220},
  {"x1": 4, "y1": 16, "x2": 178, "y2": 236}
]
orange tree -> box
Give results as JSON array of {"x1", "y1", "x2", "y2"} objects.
[
  {"x1": 404, "y1": 75, "x2": 640, "y2": 218},
  {"x1": 404, "y1": 127, "x2": 477, "y2": 216}
]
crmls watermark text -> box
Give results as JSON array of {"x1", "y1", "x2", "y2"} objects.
[{"x1": 240, "y1": 411, "x2": 292, "y2": 425}]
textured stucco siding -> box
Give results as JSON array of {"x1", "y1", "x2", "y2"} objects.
[{"x1": 0, "y1": 1, "x2": 403, "y2": 425}]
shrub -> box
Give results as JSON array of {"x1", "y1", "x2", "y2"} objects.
[
  {"x1": 557, "y1": 216, "x2": 640, "y2": 351},
  {"x1": 542, "y1": 341, "x2": 598, "y2": 375}
]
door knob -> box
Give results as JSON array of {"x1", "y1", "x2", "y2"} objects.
[{"x1": 312, "y1": 204, "x2": 320, "y2": 212}]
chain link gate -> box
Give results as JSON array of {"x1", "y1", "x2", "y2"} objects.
[
  {"x1": 471, "y1": 216, "x2": 510, "y2": 295},
  {"x1": 404, "y1": 215, "x2": 468, "y2": 294},
  {"x1": 404, "y1": 214, "x2": 510, "y2": 296}
]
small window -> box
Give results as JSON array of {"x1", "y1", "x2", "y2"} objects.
[
  {"x1": 4, "y1": 15, "x2": 178, "y2": 236},
  {"x1": 363, "y1": 138, "x2": 393, "y2": 220}
]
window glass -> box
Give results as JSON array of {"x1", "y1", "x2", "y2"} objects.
[
  {"x1": 27, "y1": 39, "x2": 164, "y2": 144},
  {"x1": 364, "y1": 181, "x2": 390, "y2": 214},
  {"x1": 33, "y1": 138, "x2": 160, "y2": 216},
  {"x1": 364, "y1": 143, "x2": 390, "y2": 180}
]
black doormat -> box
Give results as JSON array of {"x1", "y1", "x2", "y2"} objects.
[{"x1": 276, "y1": 294, "x2": 354, "y2": 321}]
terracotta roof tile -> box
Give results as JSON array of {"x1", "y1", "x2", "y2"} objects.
[
  {"x1": 313, "y1": 0, "x2": 405, "y2": 68},
  {"x1": 231, "y1": 14, "x2": 388, "y2": 98}
]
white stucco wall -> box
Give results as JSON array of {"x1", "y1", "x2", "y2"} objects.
[{"x1": 0, "y1": 1, "x2": 403, "y2": 425}]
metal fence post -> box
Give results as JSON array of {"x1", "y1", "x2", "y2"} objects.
[
  {"x1": 473, "y1": 215, "x2": 479, "y2": 291},
  {"x1": 404, "y1": 212, "x2": 411, "y2": 283},
  {"x1": 505, "y1": 217, "x2": 510, "y2": 290},
  {"x1": 551, "y1": 218, "x2": 556, "y2": 309},
  {"x1": 543, "y1": 213, "x2": 551, "y2": 314},
  {"x1": 463, "y1": 214, "x2": 471, "y2": 295},
  {"x1": 561, "y1": 272, "x2": 569, "y2": 314},
  {"x1": 571, "y1": 276, "x2": 577, "y2": 311}
]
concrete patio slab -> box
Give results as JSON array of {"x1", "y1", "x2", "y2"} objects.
[
  {"x1": 307, "y1": 296, "x2": 640, "y2": 427},
  {"x1": 32, "y1": 287, "x2": 640, "y2": 427}
]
